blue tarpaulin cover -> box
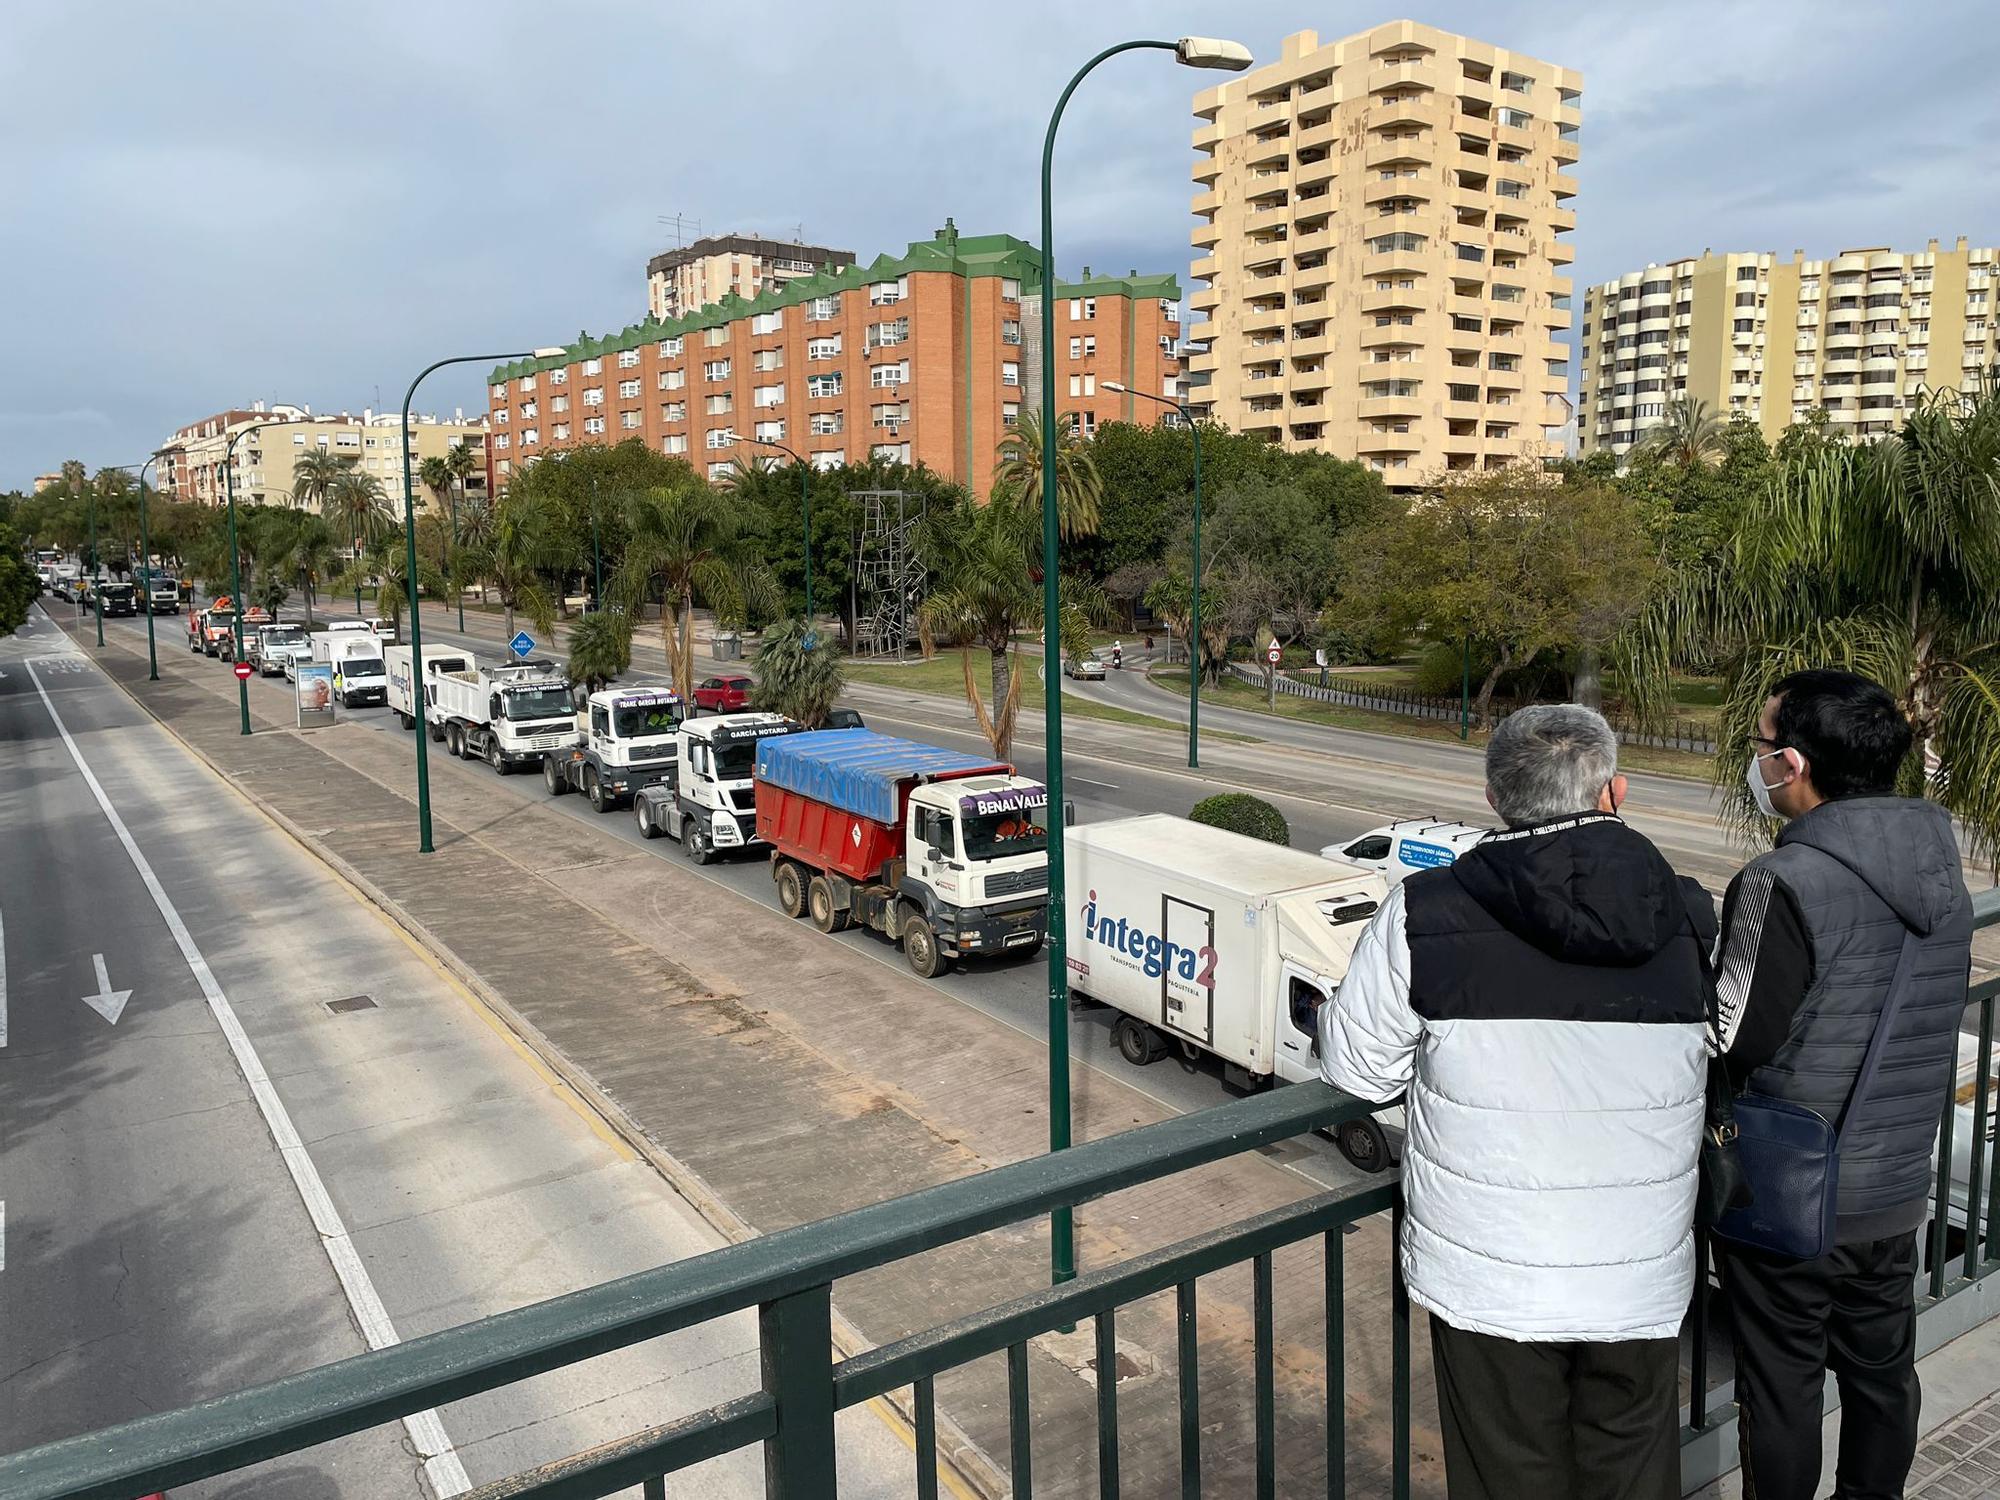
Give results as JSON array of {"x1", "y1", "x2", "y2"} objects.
[{"x1": 755, "y1": 729, "x2": 1005, "y2": 825}]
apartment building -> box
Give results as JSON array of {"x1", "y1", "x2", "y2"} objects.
[
  {"x1": 646, "y1": 234, "x2": 857, "y2": 321},
  {"x1": 491, "y1": 222, "x2": 1182, "y2": 494},
  {"x1": 1187, "y1": 22, "x2": 1579, "y2": 484},
  {"x1": 1580, "y1": 237, "x2": 2000, "y2": 456},
  {"x1": 158, "y1": 403, "x2": 490, "y2": 509}
]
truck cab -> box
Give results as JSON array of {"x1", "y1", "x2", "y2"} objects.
[
  {"x1": 96, "y1": 580, "x2": 137, "y2": 617},
  {"x1": 898, "y1": 777, "x2": 1050, "y2": 960},
  {"x1": 633, "y1": 712, "x2": 799, "y2": 861},
  {"x1": 544, "y1": 687, "x2": 687, "y2": 812},
  {"x1": 142, "y1": 572, "x2": 180, "y2": 614},
  {"x1": 251, "y1": 623, "x2": 312, "y2": 677}
]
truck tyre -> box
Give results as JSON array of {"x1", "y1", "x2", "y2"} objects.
[
  {"x1": 487, "y1": 738, "x2": 508, "y2": 773},
  {"x1": 428, "y1": 719, "x2": 445, "y2": 743},
  {"x1": 543, "y1": 756, "x2": 568, "y2": 796},
  {"x1": 686, "y1": 826, "x2": 714, "y2": 865},
  {"x1": 775, "y1": 863, "x2": 806, "y2": 918},
  {"x1": 445, "y1": 725, "x2": 463, "y2": 758},
  {"x1": 903, "y1": 915, "x2": 947, "y2": 979},
  {"x1": 586, "y1": 769, "x2": 612, "y2": 813},
  {"x1": 1114, "y1": 1016, "x2": 1168, "y2": 1067},
  {"x1": 634, "y1": 798, "x2": 660, "y2": 839},
  {"x1": 1335, "y1": 1117, "x2": 1391, "y2": 1174},
  {"x1": 807, "y1": 876, "x2": 850, "y2": 934}
]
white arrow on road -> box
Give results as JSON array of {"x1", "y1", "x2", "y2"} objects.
[{"x1": 80, "y1": 953, "x2": 132, "y2": 1025}]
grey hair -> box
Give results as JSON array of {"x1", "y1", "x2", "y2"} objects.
[{"x1": 1484, "y1": 704, "x2": 1620, "y2": 826}]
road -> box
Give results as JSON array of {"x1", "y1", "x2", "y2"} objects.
[{"x1": 0, "y1": 604, "x2": 914, "y2": 1497}]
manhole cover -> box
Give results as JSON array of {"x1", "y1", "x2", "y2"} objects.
[{"x1": 325, "y1": 994, "x2": 378, "y2": 1014}]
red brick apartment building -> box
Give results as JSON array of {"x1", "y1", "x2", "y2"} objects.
[{"x1": 486, "y1": 223, "x2": 1183, "y2": 496}]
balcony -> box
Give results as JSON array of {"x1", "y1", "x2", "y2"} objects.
[
  {"x1": 1365, "y1": 176, "x2": 1425, "y2": 206},
  {"x1": 1357, "y1": 427, "x2": 1424, "y2": 454},
  {"x1": 1372, "y1": 95, "x2": 1436, "y2": 131},
  {"x1": 1360, "y1": 392, "x2": 1425, "y2": 419},
  {"x1": 1552, "y1": 170, "x2": 1578, "y2": 200},
  {"x1": 1362, "y1": 285, "x2": 1424, "y2": 314},
  {"x1": 1188, "y1": 286, "x2": 1220, "y2": 314},
  {"x1": 1549, "y1": 205, "x2": 1578, "y2": 233},
  {"x1": 1495, "y1": 124, "x2": 1535, "y2": 154},
  {"x1": 1184, "y1": 319, "x2": 1217, "y2": 344},
  {"x1": 1191, "y1": 189, "x2": 1220, "y2": 216},
  {"x1": 1290, "y1": 363, "x2": 1331, "y2": 392},
  {"x1": 1365, "y1": 136, "x2": 1431, "y2": 170},
  {"x1": 1190, "y1": 220, "x2": 1220, "y2": 250},
  {"x1": 1368, "y1": 59, "x2": 1439, "y2": 96},
  {"x1": 1191, "y1": 153, "x2": 1220, "y2": 185},
  {"x1": 1362, "y1": 322, "x2": 1421, "y2": 349},
  {"x1": 1363, "y1": 247, "x2": 1428, "y2": 280},
  {"x1": 1289, "y1": 333, "x2": 1332, "y2": 360},
  {"x1": 1294, "y1": 155, "x2": 1336, "y2": 189},
  {"x1": 1192, "y1": 119, "x2": 1222, "y2": 151},
  {"x1": 1291, "y1": 227, "x2": 1336, "y2": 259},
  {"x1": 1296, "y1": 120, "x2": 1339, "y2": 153},
  {"x1": 1189, "y1": 256, "x2": 1218, "y2": 283},
  {"x1": 1293, "y1": 263, "x2": 1336, "y2": 293}
]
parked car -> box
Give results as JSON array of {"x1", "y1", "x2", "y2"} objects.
[
  {"x1": 823, "y1": 707, "x2": 866, "y2": 730},
  {"x1": 1320, "y1": 818, "x2": 1490, "y2": 886},
  {"x1": 691, "y1": 675, "x2": 752, "y2": 714},
  {"x1": 1064, "y1": 653, "x2": 1107, "y2": 681}
]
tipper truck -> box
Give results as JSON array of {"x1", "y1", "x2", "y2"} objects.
[
  {"x1": 385, "y1": 642, "x2": 474, "y2": 729},
  {"x1": 543, "y1": 686, "x2": 687, "y2": 811},
  {"x1": 753, "y1": 729, "x2": 1051, "y2": 978},
  {"x1": 427, "y1": 659, "x2": 579, "y2": 772},
  {"x1": 1065, "y1": 814, "x2": 1391, "y2": 1169}
]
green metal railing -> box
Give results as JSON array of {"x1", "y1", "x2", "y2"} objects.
[{"x1": 0, "y1": 1084, "x2": 1405, "y2": 1500}]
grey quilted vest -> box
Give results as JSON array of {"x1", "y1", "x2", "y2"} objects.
[{"x1": 1748, "y1": 796, "x2": 1973, "y2": 1244}]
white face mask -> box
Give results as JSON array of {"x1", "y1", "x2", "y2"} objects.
[{"x1": 1747, "y1": 747, "x2": 1794, "y2": 820}]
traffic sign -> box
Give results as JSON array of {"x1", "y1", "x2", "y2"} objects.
[
  {"x1": 1265, "y1": 642, "x2": 1282, "y2": 665},
  {"x1": 509, "y1": 630, "x2": 535, "y2": 659},
  {"x1": 233, "y1": 659, "x2": 254, "y2": 680}
]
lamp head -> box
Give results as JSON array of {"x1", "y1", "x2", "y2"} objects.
[
  {"x1": 1101, "y1": 380, "x2": 1130, "y2": 394},
  {"x1": 1176, "y1": 37, "x2": 1253, "y2": 71},
  {"x1": 530, "y1": 346, "x2": 566, "y2": 360}
]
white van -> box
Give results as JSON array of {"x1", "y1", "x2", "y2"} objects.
[
  {"x1": 1321, "y1": 818, "x2": 1489, "y2": 885},
  {"x1": 311, "y1": 630, "x2": 388, "y2": 708}
]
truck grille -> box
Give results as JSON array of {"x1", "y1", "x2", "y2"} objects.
[{"x1": 983, "y1": 867, "x2": 1048, "y2": 899}]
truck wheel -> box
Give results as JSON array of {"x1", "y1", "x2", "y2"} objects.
[
  {"x1": 1336, "y1": 1118, "x2": 1391, "y2": 1175},
  {"x1": 1114, "y1": 1016, "x2": 1169, "y2": 1067},
  {"x1": 543, "y1": 757, "x2": 568, "y2": 796},
  {"x1": 808, "y1": 876, "x2": 850, "y2": 934},
  {"x1": 487, "y1": 738, "x2": 508, "y2": 774},
  {"x1": 634, "y1": 798, "x2": 660, "y2": 839},
  {"x1": 775, "y1": 863, "x2": 806, "y2": 918},
  {"x1": 586, "y1": 769, "x2": 612, "y2": 813},
  {"x1": 445, "y1": 725, "x2": 463, "y2": 758},
  {"x1": 903, "y1": 915, "x2": 948, "y2": 979},
  {"x1": 686, "y1": 826, "x2": 713, "y2": 865}
]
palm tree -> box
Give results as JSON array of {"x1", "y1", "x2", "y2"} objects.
[
  {"x1": 328, "y1": 467, "x2": 394, "y2": 554},
  {"x1": 442, "y1": 441, "x2": 481, "y2": 598},
  {"x1": 918, "y1": 494, "x2": 1106, "y2": 758},
  {"x1": 335, "y1": 534, "x2": 442, "y2": 634},
  {"x1": 751, "y1": 617, "x2": 846, "y2": 727},
  {"x1": 1635, "y1": 397, "x2": 1727, "y2": 467},
  {"x1": 459, "y1": 490, "x2": 561, "y2": 643},
  {"x1": 567, "y1": 609, "x2": 633, "y2": 694},
  {"x1": 270, "y1": 513, "x2": 340, "y2": 628},
  {"x1": 291, "y1": 449, "x2": 350, "y2": 514},
  {"x1": 1624, "y1": 373, "x2": 2000, "y2": 858},
  {"x1": 613, "y1": 472, "x2": 779, "y2": 699},
  {"x1": 991, "y1": 409, "x2": 1104, "y2": 541},
  {"x1": 455, "y1": 493, "x2": 495, "y2": 603}
]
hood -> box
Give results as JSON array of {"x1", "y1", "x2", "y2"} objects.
[
  {"x1": 1778, "y1": 796, "x2": 1963, "y2": 936},
  {"x1": 1451, "y1": 813, "x2": 1688, "y2": 965}
]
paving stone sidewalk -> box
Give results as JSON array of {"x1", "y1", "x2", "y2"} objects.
[
  {"x1": 1910, "y1": 1393, "x2": 2000, "y2": 1498},
  {"x1": 67, "y1": 618, "x2": 1439, "y2": 1498}
]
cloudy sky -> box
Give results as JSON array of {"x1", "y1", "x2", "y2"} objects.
[{"x1": 4, "y1": 1, "x2": 1996, "y2": 490}]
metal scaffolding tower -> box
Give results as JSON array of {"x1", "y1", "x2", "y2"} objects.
[{"x1": 852, "y1": 490, "x2": 925, "y2": 659}]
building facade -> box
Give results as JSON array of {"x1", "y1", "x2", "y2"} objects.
[
  {"x1": 1580, "y1": 238, "x2": 2000, "y2": 457},
  {"x1": 158, "y1": 404, "x2": 490, "y2": 511},
  {"x1": 491, "y1": 223, "x2": 1182, "y2": 495},
  {"x1": 646, "y1": 234, "x2": 857, "y2": 322},
  {"x1": 1186, "y1": 22, "x2": 1579, "y2": 483}
]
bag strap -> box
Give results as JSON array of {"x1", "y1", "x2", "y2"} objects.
[{"x1": 1834, "y1": 925, "x2": 1925, "y2": 1145}]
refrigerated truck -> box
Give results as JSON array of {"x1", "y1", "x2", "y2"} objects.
[
  {"x1": 753, "y1": 729, "x2": 1050, "y2": 978},
  {"x1": 428, "y1": 659, "x2": 579, "y2": 772},
  {"x1": 384, "y1": 642, "x2": 475, "y2": 730},
  {"x1": 310, "y1": 630, "x2": 388, "y2": 707},
  {"x1": 1065, "y1": 814, "x2": 1392, "y2": 1169}
]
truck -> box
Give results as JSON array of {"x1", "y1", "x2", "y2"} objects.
[
  {"x1": 310, "y1": 630, "x2": 388, "y2": 707},
  {"x1": 192, "y1": 604, "x2": 238, "y2": 656},
  {"x1": 96, "y1": 580, "x2": 137, "y2": 617},
  {"x1": 543, "y1": 686, "x2": 686, "y2": 812},
  {"x1": 384, "y1": 642, "x2": 475, "y2": 729},
  {"x1": 632, "y1": 712, "x2": 801, "y2": 863},
  {"x1": 249, "y1": 622, "x2": 313, "y2": 677},
  {"x1": 752, "y1": 729, "x2": 1051, "y2": 979},
  {"x1": 142, "y1": 572, "x2": 180, "y2": 614},
  {"x1": 1064, "y1": 814, "x2": 1390, "y2": 1170},
  {"x1": 428, "y1": 659, "x2": 580, "y2": 772}
]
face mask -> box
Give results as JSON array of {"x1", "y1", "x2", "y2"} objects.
[{"x1": 1746, "y1": 748, "x2": 1793, "y2": 820}]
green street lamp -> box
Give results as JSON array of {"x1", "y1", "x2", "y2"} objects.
[
  {"x1": 1037, "y1": 34, "x2": 1252, "y2": 1288},
  {"x1": 83, "y1": 473, "x2": 103, "y2": 647},
  {"x1": 1103, "y1": 382, "x2": 1203, "y2": 768},
  {"x1": 402, "y1": 347, "x2": 565, "y2": 853},
  {"x1": 727, "y1": 430, "x2": 814, "y2": 634},
  {"x1": 107, "y1": 456, "x2": 164, "y2": 680},
  {"x1": 223, "y1": 419, "x2": 296, "y2": 734},
  {"x1": 589, "y1": 471, "x2": 603, "y2": 609}
]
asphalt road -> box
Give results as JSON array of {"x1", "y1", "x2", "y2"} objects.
[{"x1": 0, "y1": 605, "x2": 913, "y2": 1497}]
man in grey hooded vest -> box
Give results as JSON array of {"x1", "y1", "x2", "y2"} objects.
[{"x1": 1716, "y1": 668, "x2": 1973, "y2": 1499}]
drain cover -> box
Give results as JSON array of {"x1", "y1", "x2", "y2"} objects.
[{"x1": 325, "y1": 994, "x2": 378, "y2": 1014}]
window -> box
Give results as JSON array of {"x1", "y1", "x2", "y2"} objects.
[
  {"x1": 583, "y1": 387, "x2": 604, "y2": 407},
  {"x1": 1070, "y1": 337, "x2": 1081, "y2": 359},
  {"x1": 617, "y1": 349, "x2": 640, "y2": 369},
  {"x1": 1000, "y1": 278, "x2": 1021, "y2": 300},
  {"x1": 870, "y1": 361, "x2": 909, "y2": 388},
  {"x1": 807, "y1": 335, "x2": 841, "y2": 360},
  {"x1": 867, "y1": 317, "x2": 909, "y2": 349},
  {"x1": 620, "y1": 410, "x2": 640, "y2": 430},
  {"x1": 1001, "y1": 318, "x2": 1022, "y2": 345},
  {"x1": 706, "y1": 393, "x2": 733, "y2": 415},
  {"x1": 811, "y1": 450, "x2": 844, "y2": 471},
  {"x1": 551, "y1": 394, "x2": 569, "y2": 413},
  {"x1": 704, "y1": 326, "x2": 729, "y2": 347},
  {"x1": 1545, "y1": 359, "x2": 1569, "y2": 377},
  {"x1": 552, "y1": 423, "x2": 570, "y2": 440},
  {"x1": 1737, "y1": 266, "x2": 1759, "y2": 281},
  {"x1": 1497, "y1": 107, "x2": 1532, "y2": 129},
  {"x1": 1000, "y1": 361, "x2": 1020, "y2": 387},
  {"x1": 659, "y1": 369, "x2": 685, "y2": 390},
  {"x1": 1366, "y1": 232, "x2": 1427, "y2": 254},
  {"x1": 661, "y1": 401, "x2": 686, "y2": 422},
  {"x1": 871, "y1": 442, "x2": 912, "y2": 463},
  {"x1": 807, "y1": 372, "x2": 844, "y2": 398},
  {"x1": 750, "y1": 311, "x2": 783, "y2": 335},
  {"x1": 753, "y1": 419, "x2": 785, "y2": 442},
  {"x1": 753, "y1": 384, "x2": 785, "y2": 408},
  {"x1": 1447, "y1": 383, "x2": 1479, "y2": 401},
  {"x1": 1488, "y1": 353, "x2": 1520, "y2": 371},
  {"x1": 582, "y1": 358, "x2": 602, "y2": 375},
  {"x1": 1002, "y1": 401, "x2": 1020, "y2": 427},
  {"x1": 705, "y1": 428, "x2": 734, "y2": 450},
  {"x1": 1067, "y1": 296, "x2": 1097, "y2": 321},
  {"x1": 752, "y1": 349, "x2": 783, "y2": 372},
  {"x1": 491, "y1": 383, "x2": 506, "y2": 400},
  {"x1": 662, "y1": 433, "x2": 688, "y2": 455},
  {"x1": 809, "y1": 411, "x2": 844, "y2": 436},
  {"x1": 867, "y1": 277, "x2": 908, "y2": 305},
  {"x1": 583, "y1": 416, "x2": 606, "y2": 435},
  {"x1": 618, "y1": 379, "x2": 641, "y2": 399},
  {"x1": 549, "y1": 368, "x2": 567, "y2": 386},
  {"x1": 520, "y1": 400, "x2": 538, "y2": 419},
  {"x1": 1068, "y1": 374, "x2": 1097, "y2": 397},
  {"x1": 1734, "y1": 319, "x2": 1755, "y2": 334},
  {"x1": 704, "y1": 359, "x2": 731, "y2": 381},
  {"x1": 1082, "y1": 336, "x2": 1096, "y2": 357},
  {"x1": 494, "y1": 433, "x2": 510, "y2": 450},
  {"x1": 708, "y1": 462, "x2": 733, "y2": 480},
  {"x1": 658, "y1": 337, "x2": 684, "y2": 357},
  {"x1": 806, "y1": 294, "x2": 840, "y2": 322},
  {"x1": 1287, "y1": 976, "x2": 1328, "y2": 1036},
  {"x1": 872, "y1": 401, "x2": 911, "y2": 426}
]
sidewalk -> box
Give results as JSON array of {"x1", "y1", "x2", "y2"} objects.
[{"x1": 67, "y1": 614, "x2": 1435, "y2": 1497}]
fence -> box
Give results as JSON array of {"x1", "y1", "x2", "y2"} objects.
[
  {"x1": 5, "y1": 894, "x2": 1996, "y2": 1499},
  {"x1": 1224, "y1": 662, "x2": 1718, "y2": 755}
]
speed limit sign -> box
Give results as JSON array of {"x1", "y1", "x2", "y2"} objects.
[{"x1": 1265, "y1": 642, "x2": 1282, "y2": 666}]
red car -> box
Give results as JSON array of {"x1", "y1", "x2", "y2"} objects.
[{"x1": 691, "y1": 675, "x2": 752, "y2": 714}]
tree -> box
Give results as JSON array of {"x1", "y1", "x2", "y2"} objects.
[
  {"x1": 1202, "y1": 474, "x2": 1341, "y2": 645},
  {"x1": 417, "y1": 455, "x2": 454, "y2": 570},
  {"x1": 267, "y1": 512, "x2": 340, "y2": 628},
  {"x1": 612, "y1": 467, "x2": 778, "y2": 699},
  {"x1": 1336, "y1": 470, "x2": 1657, "y2": 725},
  {"x1": 751, "y1": 617, "x2": 847, "y2": 727},
  {"x1": 291, "y1": 449, "x2": 349, "y2": 515},
  {"x1": 328, "y1": 468, "x2": 394, "y2": 554},
  {"x1": 334, "y1": 534, "x2": 441, "y2": 633},
  {"x1": 1634, "y1": 397, "x2": 1727, "y2": 467},
  {"x1": 1625, "y1": 373, "x2": 2000, "y2": 859},
  {"x1": 460, "y1": 489, "x2": 561, "y2": 643},
  {"x1": 566, "y1": 609, "x2": 633, "y2": 694},
  {"x1": 0, "y1": 521, "x2": 37, "y2": 637},
  {"x1": 1190, "y1": 792, "x2": 1289, "y2": 846},
  {"x1": 991, "y1": 409, "x2": 1103, "y2": 540}
]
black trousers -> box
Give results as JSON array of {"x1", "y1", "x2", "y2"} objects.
[
  {"x1": 1429, "y1": 1319, "x2": 1682, "y2": 1500},
  {"x1": 1720, "y1": 1231, "x2": 1920, "y2": 1500}
]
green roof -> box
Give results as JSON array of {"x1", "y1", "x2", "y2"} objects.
[{"x1": 489, "y1": 225, "x2": 1180, "y2": 384}]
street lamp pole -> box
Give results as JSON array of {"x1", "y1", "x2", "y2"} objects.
[
  {"x1": 109, "y1": 457, "x2": 163, "y2": 679},
  {"x1": 1459, "y1": 523, "x2": 1474, "y2": 741},
  {"x1": 453, "y1": 479, "x2": 466, "y2": 633},
  {"x1": 222, "y1": 421, "x2": 289, "y2": 734},
  {"x1": 1104, "y1": 383, "x2": 1203, "y2": 767},
  {"x1": 86, "y1": 476, "x2": 104, "y2": 647},
  {"x1": 403, "y1": 347, "x2": 564, "y2": 853},
  {"x1": 1038, "y1": 35, "x2": 1251, "y2": 1288},
  {"x1": 734, "y1": 433, "x2": 813, "y2": 635},
  {"x1": 590, "y1": 472, "x2": 603, "y2": 607}
]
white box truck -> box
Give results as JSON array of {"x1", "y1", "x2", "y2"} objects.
[
  {"x1": 385, "y1": 642, "x2": 476, "y2": 732},
  {"x1": 1065, "y1": 814, "x2": 1392, "y2": 1169},
  {"x1": 310, "y1": 629, "x2": 388, "y2": 707},
  {"x1": 428, "y1": 659, "x2": 579, "y2": 772}
]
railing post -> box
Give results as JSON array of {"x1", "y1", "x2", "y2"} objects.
[{"x1": 761, "y1": 1284, "x2": 838, "y2": 1499}]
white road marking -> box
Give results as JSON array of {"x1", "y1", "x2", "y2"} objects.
[
  {"x1": 0, "y1": 901, "x2": 7, "y2": 1048},
  {"x1": 80, "y1": 952, "x2": 133, "y2": 1026},
  {"x1": 1, "y1": 1200, "x2": 6, "y2": 1271},
  {"x1": 23, "y1": 659, "x2": 472, "y2": 1496}
]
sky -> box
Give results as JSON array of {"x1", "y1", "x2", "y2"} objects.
[{"x1": 4, "y1": 1, "x2": 1997, "y2": 491}]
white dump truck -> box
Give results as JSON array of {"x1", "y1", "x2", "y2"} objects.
[
  {"x1": 427, "y1": 659, "x2": 580, "y2": 773},
  {"x1": 543, "y1": 685, "x2": 688, "y2": 812},
  {"x1": 632, "y1": 712, "x2": 800, "y2": 861},
  {"x1": 1065, "y1": 814, "x2": 1392, "y2": 1170},
  {"x1": 385, "y1": 642, "x2": 476, "y2": 731}
]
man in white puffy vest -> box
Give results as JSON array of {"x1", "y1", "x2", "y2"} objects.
[{"x1": 1320, "y1": 705, "x2": 1712, "y2": 1499}]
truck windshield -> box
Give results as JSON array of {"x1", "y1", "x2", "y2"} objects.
[
  {"x1": 713, "y1": 742, "x2": 759, "y2": 781},
  {"x1": 615, "y1": 705, "x2": 683, "y2": 738},
  {"x1": 962, "y1": 805, "x2": 1050, "y2": 862},
  {"x1": 503, "y1": 685, "x2": 574, "y2": 720},
  {"x1": 343, "y1": 656, "x2": 385, "y2": 677},
  {"x1": 270, "y1": 629, "x2": 309, "y2": 645}
]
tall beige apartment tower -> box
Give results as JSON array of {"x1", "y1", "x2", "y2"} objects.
[{"x1": 1187, "y1": 22, "x2": 1579, "y2": 484}]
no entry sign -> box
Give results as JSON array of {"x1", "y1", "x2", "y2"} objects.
[{"x1": 233, "y1": 659, "x2": 254, "y2": 680}]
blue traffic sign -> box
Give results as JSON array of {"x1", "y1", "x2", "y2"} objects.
[{"x1": 509, "y1": 630, "x2": 535, "y2": 659}]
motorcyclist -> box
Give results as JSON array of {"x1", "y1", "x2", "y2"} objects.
[{"x1": 1111, "y1": 640, "x2": 1123, "y2": 670}]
